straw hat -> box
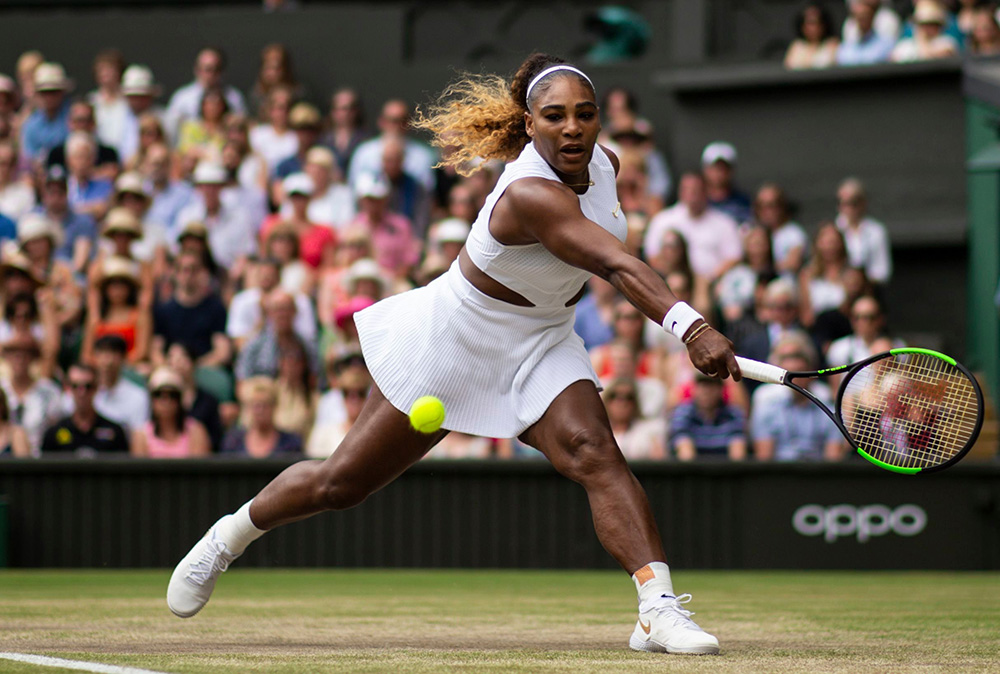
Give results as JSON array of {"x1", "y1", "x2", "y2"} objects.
[
  {"x1": 103, "y1": 207, "x2": 143, "y2": 238},
  {"x1": 148, "y1": 366, "x2": 184, "y2": 393},
  {"x1": 33, "y1": 62, "x2": 73, "y2": 92},
  {"x1": 178, "y1": 221, "x2": 209, "y2": 242},
  {"x1": 0, "y1": 250, "x2": 44, "y2": 287},
  {"x1": 114, "y1": 171, "x2": 151, "y2": 200},
  {"x1": 100, "y1": 255, "x2": 140, "y2": 286},
  {"x1": 17, "y1": 213, "x2": 62, "y2": 248},
  {"x1": 120, "y1": 65, "x2": 161, "y2": 97}
]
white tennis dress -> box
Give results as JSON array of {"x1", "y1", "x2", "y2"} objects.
[{"x1": 355, "y1": 141, "x2": 626, "y2": 438}]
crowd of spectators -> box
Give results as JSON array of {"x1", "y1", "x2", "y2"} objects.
[
  {"x1": 784, "y1": 0, "x2": 1000, "y2": 69},
  {"x1": 0, "y1": 16, "x2": 917, "y2": 462}
]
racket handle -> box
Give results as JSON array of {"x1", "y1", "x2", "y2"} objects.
[{"x1": 735, "y1": 356, "x2": 787, "y2": 385}]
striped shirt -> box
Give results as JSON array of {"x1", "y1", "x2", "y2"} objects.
[{"x1": 669, "y1": 402, "x2": 746, "y2": 457}]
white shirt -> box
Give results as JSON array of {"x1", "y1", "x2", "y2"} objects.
[
  {"x1": 644, "y1": 203, "x2": 743, "y2": 279},
  {"x1": 0, "y1": 181, "x2": 37, "y2": 220},
  {"x1": 842, "y1": 4, "x2": 901, "y2": 43},
  {"x1": 835, "y1": 215, "x2": 892, "y2": 283},
  {"x1": 300, "y1": 184, "x2": 357, "y2": 230},
  {"x1": 249, "y1": 125, "x2": 298, "y2": 173},
  {"x1": 891, "y1": 35, "x2": 959, "y2": 63},
  {"x1": 2, "y1": 377, "x2": 62, "y2": 456},
  {"x1": 174, "y1": 198, "x2": 258, "y2": 268},
  {"x1": 315, "y1": 389, "x2": 347, "y2": 426},
  {"x1": 226, "y1": 287, "x2": 317, "y2": 342},
  {"x1": 89, "y1": 91, "x2": 131, "y2": 156},
  {"x1": 348, "y1": 135, "x2": 437, "y2": 191},
  {"x1": 827, "y1": 334, "x2": 905, "y2": 368},
  {"x1": 119, "y1": 106, "x2": 168, "y2": 164},
  {"x1": 772, "y1": 221, "x2": 807, "y2": 270}
]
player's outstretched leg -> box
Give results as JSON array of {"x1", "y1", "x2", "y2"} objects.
[
  {"x1": 520, "y1": 381, "x2": 719, "y2": 655},
  {"x1": 167, "y1": 384, "x2": 444, "y2": 618}
]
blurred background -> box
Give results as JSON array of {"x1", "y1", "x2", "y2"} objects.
[{"x1": 0, "y1": 0, "x2": 997, "y2": 572}]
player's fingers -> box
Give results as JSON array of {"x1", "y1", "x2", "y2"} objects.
[{"x1": 726, "y1": 350, "x2": 742, "y2": 382}]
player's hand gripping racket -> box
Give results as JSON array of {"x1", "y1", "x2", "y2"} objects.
[{"x1": 735, "y1": 348, "x2": 984, "y2": 474}]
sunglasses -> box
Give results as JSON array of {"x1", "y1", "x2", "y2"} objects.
[
  {"x1": 342, "y1": 388, "x2": 369, "y2": 400},
  {"x1": 852, "y1": 312, "x2": 880, "y2": 321},
  {"x1": 70, "y1": 381, "x2": 96, "y2": 391},
  {"x1": 607, "y1": 391, "x2": 636, "y2": 402},
  {"x1": 152, "y1": 388, "x2": 181, "y2": 400}
]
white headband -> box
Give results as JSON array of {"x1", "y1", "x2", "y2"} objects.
[{"x1": 525, "y1": 65, "x2": 594, "y2": 103}]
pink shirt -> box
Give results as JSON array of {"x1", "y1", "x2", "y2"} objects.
[
  {"x1": 144, "y1": 419, "x2": 198, "y2": 459},
  {"x1": 644, "y1": 204, "x2": 743, "y2": 279},
  {"x1": 351, "y1": 212, "x2": 420, "y2": 274}
]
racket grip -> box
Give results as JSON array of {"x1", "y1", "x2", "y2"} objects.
[{"x1": 735, "y1": 356, "x2": 787, "y2": 385}]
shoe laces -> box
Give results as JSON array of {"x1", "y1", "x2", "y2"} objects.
[
  {"x1": 186, "y1": 539, "x2": 233, "y2": 586},
  {"x1": 647, "y1": 593, "x2": 704, "y2": 631}
]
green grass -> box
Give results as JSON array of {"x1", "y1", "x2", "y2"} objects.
[{"x1": 1, "y1": 569, "x2": 999, "y2": 672}]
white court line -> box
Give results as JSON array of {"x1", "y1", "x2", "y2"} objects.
[{"x1": 0, "y1": 652, "x2": 170, "y2": 674}]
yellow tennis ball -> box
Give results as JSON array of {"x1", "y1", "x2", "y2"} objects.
[{"x1": 409, "y1": 396, "x2": 446, "y2": 434}]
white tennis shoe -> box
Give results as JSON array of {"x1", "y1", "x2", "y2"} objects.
[
  {"x1": 628, "y1": 593, "x2": 720, "y2": 655},
  {"x1": 167, "y1": 524, "x2": 240, "y2": 618}
]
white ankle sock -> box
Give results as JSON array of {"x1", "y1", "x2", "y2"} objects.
[
  {"x1": 632, "y1": 561, "x2": 675, "y2": 607},
  {"x1": 215, "y1": 500, "x2": 266, "y2": 555}
]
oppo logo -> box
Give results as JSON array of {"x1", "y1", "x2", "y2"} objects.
[{"x1": 792, "y1": 504, "x2": 927, "y2": 543}]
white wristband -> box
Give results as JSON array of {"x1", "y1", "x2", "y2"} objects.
[{"x1": 662, "y1": 301, "x2": 703, "y2": 341}]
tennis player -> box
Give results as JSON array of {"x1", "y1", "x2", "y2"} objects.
[{"x1": 168, "y1": 53, "x2": 741, "y2": 655}]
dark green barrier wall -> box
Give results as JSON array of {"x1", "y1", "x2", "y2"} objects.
[{"x1": 1, "y1": 459, "x2": 997, "y2": 570}]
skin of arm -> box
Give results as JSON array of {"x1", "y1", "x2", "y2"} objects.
[
  {"x1": 11, "y1": 426, "x2": 31, "y2": 457},
  {"x1": 196, "y1": 333, "x2": 233, "y2": 368},
  {"x1": 495, "y1": 177, "x2": 741, "y2": 380},
  {"x1": 754, "y1": 437, "x2": 776, "y2": 461},
  {"x1": 131, "y1": 429, "x2": 148, "y2": 457},
  {"x1": 728, "y1": 436, "x2": 748, "y2": 461},
  {"x1": 188, "y1": 419, "x2": 212, "y2": 457},
  {"x1": 674, "y1": 436, "x2": 696, "y2": 462}
]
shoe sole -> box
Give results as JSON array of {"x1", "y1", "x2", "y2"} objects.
[{"x1": 629, "y1": 632, "x2": 720, "y2": 655}]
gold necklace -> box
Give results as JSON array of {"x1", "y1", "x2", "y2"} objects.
[{"x1": 564, "y1": 179, "x2": 594, "y2": 188}]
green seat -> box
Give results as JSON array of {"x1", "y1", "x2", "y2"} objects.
[{"x1": 195, "y1": 366, "x2": 235, "y2": 403}]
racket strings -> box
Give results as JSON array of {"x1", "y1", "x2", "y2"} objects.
[{"x1": 841, "y1": 354, "x2": 980, "y2": 469}]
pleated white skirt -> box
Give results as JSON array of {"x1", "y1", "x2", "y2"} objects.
[{"x1": 354, "y1": 262, "x2": 600, "y2": 438}]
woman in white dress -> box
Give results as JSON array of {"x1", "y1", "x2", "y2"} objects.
[{"x1": 167, "y1": 53, "x2": 739, "y2": 656}]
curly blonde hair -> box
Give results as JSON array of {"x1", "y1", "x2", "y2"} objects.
[{"x1": 412, "y1": 53, "x2": 593, "y2": 176}]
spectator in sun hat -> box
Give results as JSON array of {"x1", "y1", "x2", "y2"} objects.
[
  {"x1": 701, "y1": 141, "x2": 752, "y2": 225},
  {"x1": 17, "y1": 212, "x2": 82, "y2": 332},
  {"x1": 891, "y1": 1, "x2": 959, "y2": 62},
  {"x1": 80, "y1": 255, "x2": 152, "y2": 368},
  {"x1": 300, "y1": 145, "x2": 355, "y2": 230},
  {"x1": 427, "y1": 217, "x2": 469, "y2": 264},
  {"x1": 165, "y1": 47, "x2": 247, "y2": 141},
  {"x1": 350, "y1": 172, "x2": 419, "y2": 281},
  {"x1": 45, "y1": 99, "x2": 121, "y2": 179},
  {"x1": 273, "y1": 102, "x2": 324, "y2": 183},
  {"x1": 174, "y1": 160, "x2": 256, "y2": 268},
  {"x1": 119, "y1": 65, "x2": 166, "y2": 164},
  {"x1": 260, "y1": 172, "x2": 335, "y2": 269},
  {"x1": 343, "y1": 257, "x2": 387, "y2": 302},
  {"x1": 111, "y1": 170, "x2": 169, "y2": 269},
  {"x1": 131, "y1": 365, "x2": 211, "y2": 458},
  {"x1": 333, "y1": 295, "x2": 374, "y2": 344},
  {"x1": 19, "y1": 62, "x2": 72, "y2": 164}
]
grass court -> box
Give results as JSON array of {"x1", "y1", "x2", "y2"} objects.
[{"x1": 2, "y1": 569, "x2": 999, "y2": 673}]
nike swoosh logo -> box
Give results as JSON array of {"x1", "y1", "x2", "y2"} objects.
[
  {"x1": 671, "y1": 321, "x2": 678, "y2": 333},
  {"x1": 639, "y1": 619, "x2": 651, "y2": 634}
]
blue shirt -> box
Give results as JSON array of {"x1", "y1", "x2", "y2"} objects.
[
  {"x1": 670, "y1": 402, "x2": 746, "y2": 456},
  {"x1": 68, "y1": 177, "x2": 113, "y2": 213},
  {"x1": 837, "y1": 32, "x2": 896, "y2": 66},
  {"x1": 20, "y1": 102, "x2": 71, "y2": 162},
  {"x1": 274, "y1": 154, "x2": 303, "y2": 180},
  {"x1": 750, "y1": 385, "x2": 842, "y2": 461},
  {"x1": 709, "y1": 190, "x2": 752, "y2": 226},
  {"x1": 36, "y1": 208, "x2": 97, "y2": 263},
  {"x1": 0, "y1": 213, "x2": 16, "y2": 243},
  {"x1": 147, "y1": 181, "x2": 194, "y2": 233},
  {"x1": 573, "y1": 294, "x2": 615, "y2": 351}
]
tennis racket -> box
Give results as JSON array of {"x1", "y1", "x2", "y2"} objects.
[{"x1": 735, "y1": 348, "x2": 984, "y2": 474}]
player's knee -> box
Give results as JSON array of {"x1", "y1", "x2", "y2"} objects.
[
  {"x1": 315, "y1": 477, "x2": 369, "y2": 511},
  {"x1": 556, "y1": 427, "x2": 621, "y2": 484}
]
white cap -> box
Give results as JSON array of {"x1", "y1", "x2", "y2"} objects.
[
  {"x1": 148, "y1": 366, "x2": 184, "y2": 392},
  {"x1": 192, "y1": 161, "x2": 228, "y2": 185},
  {"x1": 33, "y1": 62, "x2": 73, "y2": 92},
  {"x1": 345, "y1": 257, "x2": 386, "y2": 291},
  {"x1": 282, "y1": 172, "x2": 315, "y2": 197},
  {"x1": 114, "y1": 171, "x2": 150, "y2": 198},
  {"x1": 354, "y1": 173, "x2": 390, "y2": 200},
  {"x1": 121, "y1": 65, "x2": 161, "y2": 96},
  {"x1": 701, "y1": 141, "x2": 737, "y2": 166},
  {"x1": 432, "y1": 218, "x2": 470, "y2": 245},
  {"x1": 0, "y1": 74, "x2": 15, "y2": 94}
]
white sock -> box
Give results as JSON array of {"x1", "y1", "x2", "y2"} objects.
[
  {"x1": 214, "y1": 500, "x2": 266, "y2": 555},
  {"x1": 632, "y1": 561, "x2": 675, "y2": 608}
]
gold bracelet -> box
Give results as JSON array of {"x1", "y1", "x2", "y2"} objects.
[{"x1": 683, "y1": 322, "x2": 712, "y2": 345}]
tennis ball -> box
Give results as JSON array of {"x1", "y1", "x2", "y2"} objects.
[{"x1": 409, "y1": 395, "x2": 446, "y2": 434}]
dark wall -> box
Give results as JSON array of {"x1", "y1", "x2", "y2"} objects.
[{"x1": 1, "y1": 459, "x2": 998, "y2": 570}]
